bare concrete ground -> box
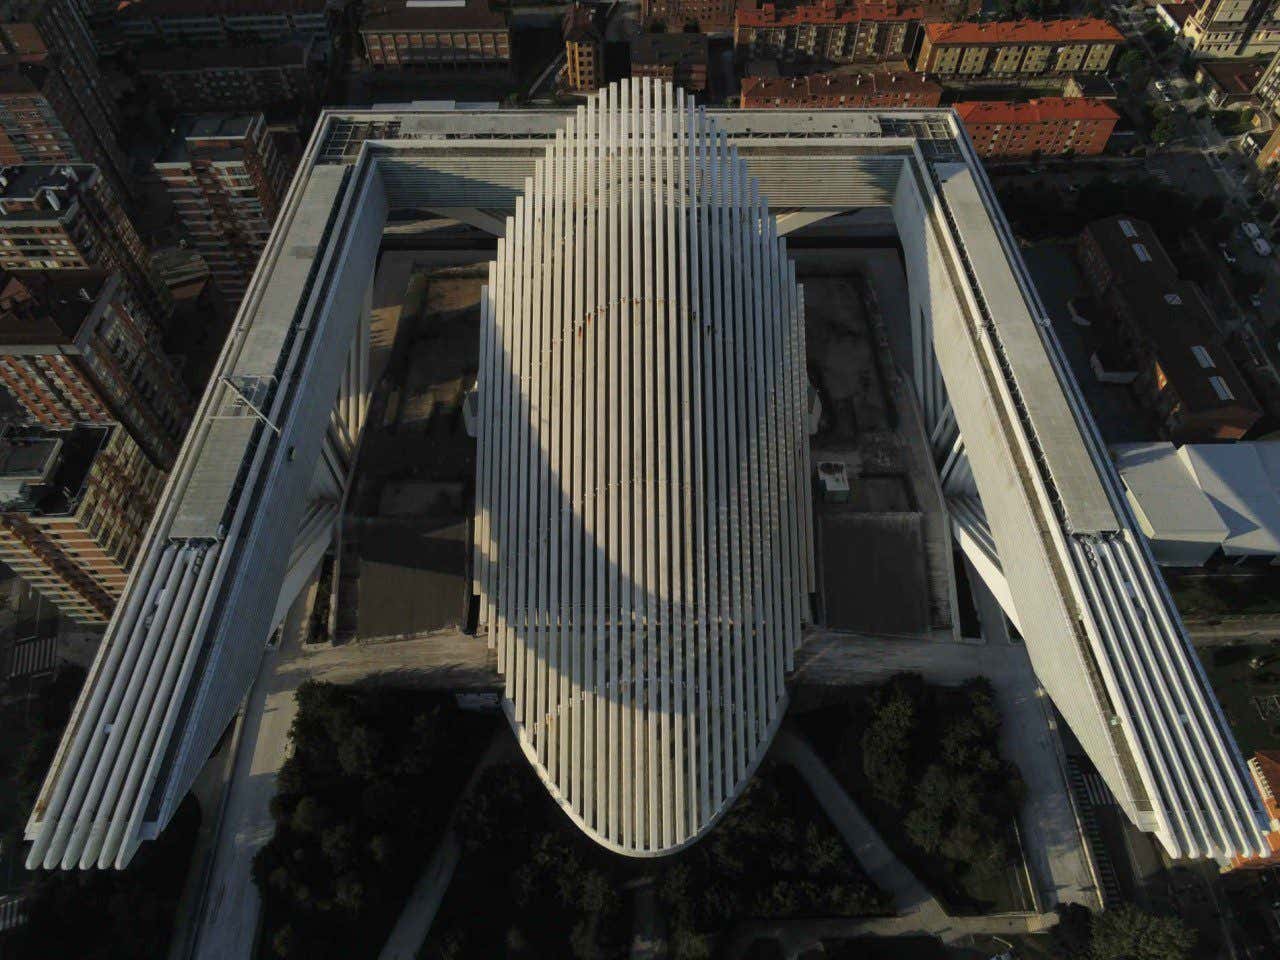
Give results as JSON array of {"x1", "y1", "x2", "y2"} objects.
[
  {"x1": 796, "y1": 256, "x2": 956, "y2": 641},
  {"x1": 348, "y1": 258, "x2": 490, "y2": 642}
]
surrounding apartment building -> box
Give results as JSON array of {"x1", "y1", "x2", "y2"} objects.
[
  {"x1": 916, "y1": 19, "x2": 1123, "y2": 77},
  {"x1": 740, "y1": 69, "x2": 942, "y2": 106},
  {"x1": 1078, "y1": 215, "x2": 1261, "y2": 443},
  {"x1": 0, "y1": 424, "x2": 166, "y2": 623},
  {"x1": 137, "y1": 41, "x2": 318, "y2": 115},
  {"x1": 154, "y1": 114, "x2": 293, "y2": 304},
  {"x1": 563, "y1": 4, "x2": 603, "y2": 92},
  {"x1": 0, "y1": 164, "x2": 170, "y2": 320},
  {"x1": 0, "y1": 270, "x2": 190, "y2": 468},
  {"x1": 0, "y1": 16, "x2": 130, "y2": 199},
  {"x1": 630, "y1": 33, "x2": 710, "y2": 92},
  {"x1": 1183, "y1": 0, "x2": 1280, "y2": 57},
  {"x1": 360, "y1": 0, "x2": 512, "y2": 72},
  {"x1": 954, "y1": 97, "x2": 1119, "y2": 159},
  {"x1": 1194, "y1": 57, "x2": 1268, "y2": 107},
  {"x1": 115, "y1": 0, "x2": 331, "y2": 47},
  {"x1": 735, "y1": 0, "x2": 930, "y2": 64},
  {"x1": 1248, "y1": 45, "x2": 1280, "y2": 115},
  {"x1": 643, "y1": 0, "x2": 736, "y2": 30}
]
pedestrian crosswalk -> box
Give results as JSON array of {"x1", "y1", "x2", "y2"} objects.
[
  {"x1": 0, "y1": 895, "x2": 26, "y2": 932},
  {"x1": 1150, "y1": 168, "x2": 1174, "y2": 186},
  {"x1": 7, "y1": 635, "x2": 57, "y2": 680},
  {"x1": 1067, "y1": 756, "x2": 1123, "y2": 909},
  {"x1": 1080, "y1": 770, "x2": 1116, "y2": 808}
]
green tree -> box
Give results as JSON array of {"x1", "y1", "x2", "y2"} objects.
[
  {"x1": 1090, "y1": 904, "x2": 1196, "y2": 960},
  {"x1": 861, "y1": 683, "x2": 918, "y2": 807}
]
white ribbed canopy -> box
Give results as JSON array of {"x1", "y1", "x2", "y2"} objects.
[{"x1": 472, "y1": 79, "x2": 813, "y2": 855}]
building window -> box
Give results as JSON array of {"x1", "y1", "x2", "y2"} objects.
[
  {"x1": 1209, "y1": 375, "x2": 1235, "y2": 401},
  {"x1": 1191, "y1": 345, "x2": 1214, "y2": 369},
  {"x1": 1133, "y1": 243, "x2": 1152, "y2": 263}
]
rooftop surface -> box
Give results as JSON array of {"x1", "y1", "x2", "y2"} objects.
[
  {"x1": 630, "y1": 32, "x2": 709, "y2": 62},
  {"x1": 1111, "y1": 441, "x2": 1229, "y2": 543},
  {"x1": 1179, "y1": 442, "x2": 1280, "y2": 556},
  {"x1": 1196, "y1": 57, "x2": 1268, "y2": 96},
  {"x1": 157, "y1": 114, "x2": 260, "y2": 164},
  {"x1": 137, "y1": 40, "x2": 311, "y2": 71},
  {"x1": 953, "y1": 97, "x2": 1119, "y2": 124},
  {"x1": 0, "y1": 269, "x2": 109, "y2": 346},
  {"x1": 742, "y1": 70, "x2": 941, "y2": 101},
  {"x1": 1082, "y1": 214, "x2": 1179, "y2": 285},
  {"x1": 360, "y1": 0, "x2": 507, "y2": 31},
  {"x1": 738, "y1": 0, "x2": 927, "y2": 26},
  {"x1": 116, "y1": 0, "x2": 326, "y2": 17},
  {"x1": 923, "y1": 17, "x2": 1123, "y2": 44}
]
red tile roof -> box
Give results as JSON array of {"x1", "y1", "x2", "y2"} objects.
[
  {"x1": 924, "y1": 17, "x2": 1123, "y2": 45},
  {"x1": 953, "y1": 96, "x2": 1120, "y2": 124}
]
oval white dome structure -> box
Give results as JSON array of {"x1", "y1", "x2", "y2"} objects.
[{"x1": 471, "y1": 79, "x2": 814, "y2": 855}]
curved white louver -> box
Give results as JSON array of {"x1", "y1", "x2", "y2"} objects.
[{"x1": 472, "y1": 79, "x2": 813, "y2": 855}]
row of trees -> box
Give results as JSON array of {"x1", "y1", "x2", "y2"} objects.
[
  {"x1": 1052, "y1": 902, "x2": 1196, "y2": 960},
  {"x1": 253, "y1": 681, "x2": 496, "y2": 959},
  {"x1": 857, "y1": 675, "x2": 1025, "y2": 893},
  {"x1": 426, "y1": 761, "x2": 889, "y2": 960}
]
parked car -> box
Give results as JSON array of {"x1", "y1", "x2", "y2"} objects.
[
  {"x1": 1221, "y1": 243, "x2": 1239, "y2": 264},
  {"x1": 1251, "y1": 293, "x2": 1264, "y2": 309},
  {"x1": 1253, "y1": 236, "x2": 1272, "y2": 257},
  {"x1": 1243, "y1": 221, "x2": 1262, "y2": 240}
]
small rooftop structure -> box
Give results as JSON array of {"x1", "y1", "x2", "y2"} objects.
[
  {"x1": 0, "y1": 270, "x2": 109, "y2": 347},
  {"x1": 0, "y1": 433, "x2": 61, "y2": 503},
  {"x1": 0, "y1": 164, "x2": 91, "y2": 218},
  {"x1": 0, "y1": 426, "x2": 107, "y2": 515},
  {"x1": 1181, "y1": 442, "x2": 1280, "y2": 558},
  {"x1": 157, "y1": 114, "x2": 260, "y2": 164},
  {"x1": 1111, "y1": 442, "x2": 1229, "y2": 565},
  {"x1": 1113, "y1": 441, "x2": 1280, "y2": 562}
]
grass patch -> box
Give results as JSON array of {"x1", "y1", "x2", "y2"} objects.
[
  {"x1": 1198, "y1": 643, "x2": 1280, "y2": 756},
  {"x1": 422, "y1": 761, "x2": 891, "y2": 959},
  {"x1": 254, "y1": 682, "x2": 498, "y2": 959},
  {"x1": 797, "y1": 674, "x2": 1029, "y2": 915}
]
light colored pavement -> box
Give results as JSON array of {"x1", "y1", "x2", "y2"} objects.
[{"x1": 188, "y1": 579, "x2": 314, "y2": 960}]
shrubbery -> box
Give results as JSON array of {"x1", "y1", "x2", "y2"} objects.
[
  {"x1": 253, "y1": 682, "x2": 495, "y2": 958},
  {"x1": 426, "y1": 761, "x2": 889, "y2": 959},
  {"x1": 803, "y1": 673, "x2": 1026, "y2": 911}
]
